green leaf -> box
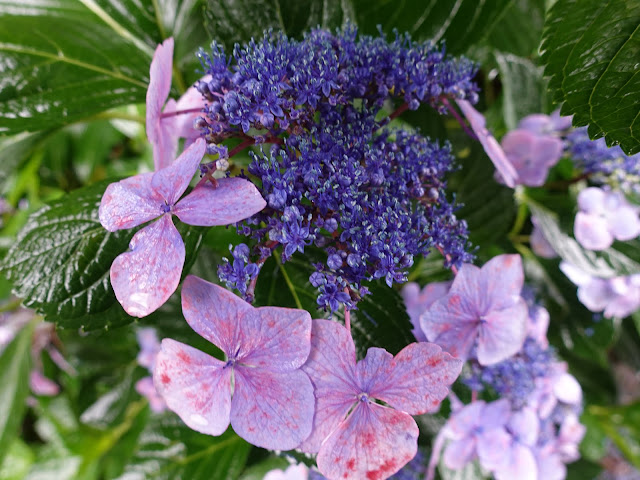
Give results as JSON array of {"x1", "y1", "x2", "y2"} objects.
[
  {"x1": 484, "y1": 0, "x2": 546, "y2": 56},
  {"x1": 588, "y1": 402, "x2": 640, "y2": 469},
  {"x1": 0, "y1": 320, "x2": 33, "y2": 466},
  {"x1": 0, "y1": 439, "x2": 35, "y2": 480},
  {"x1": 540, "y1": 0, "x2": 640, "y2": 155},
  {"x1": 203, "y1": 0, "x2": 353, "y2": 48},
  {"x1": 352, "y1": 0, "x2": 512, "y2": 54},
  {"x1": 0, "y1": 0, "x2": 209, "y2": 134},
  {"x1": 115, "y1": 416, "x2": 250, "y2": 480},
  {"x1": 527, "y1": 199, "x2": 640, "y2": 278},
  {"x1": 0, "y1": 180, "x2": 205, "y2": 331}
]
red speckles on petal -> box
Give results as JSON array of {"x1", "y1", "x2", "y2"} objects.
[
  {"x1": 161, "y1": 373, "x2": 170, "y2": 384},
  {"x1": 366, "y1": 459, "x2": 400, "y2": 480},
  {"x1": 346, "y1": 459, "x2": 356, "y2": 471},
  {"x1": 177, "y1": 350, "x2": 191, "y2": 364}
]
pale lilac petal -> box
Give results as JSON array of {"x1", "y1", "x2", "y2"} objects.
[
  {"x1": 535, "y1": 449, "x2": 566, "y2": 480},
  {"x1": 508, "y1": 407, "x2": 539, "y2": 447},
  {"x1": 355, "y1": 347, "x2": 393, "y2": 393},
  {"x1": 559, "y1": 261, "x2": 592, "y2": 287},
  {"x1": 154, "y1": 99, "x2": 179, "y2": 171},
  {"x1": 494, "y1": 443, "x2": 537, "y2": 480},
  {"x1": 173, "y1": 177, "x2": 267, "y2": 226},
  {"x1": 481, "y1": 399, "x2": 512, "y2": 430},
  {"x1": 368, "y1": 342, "x2": 462, "y2": 415},
  {"x1": 477, "y1": 299, "x2": 528, "y2": 365},
  {"x1": 420, "y1": 295, "x2": 479, "y2": 361},
  {"x1": 174, "y1": 75, "x2": 211, "y2": 138},
  {"x1": 534, "y1": 136, "x2": 564, "y2": 168},
  {"x1": 518, "y1": 114, "x2": 553, "y2": 134},
  {"x1": 238, "y1": 306, "x2": 312, "y2": 371},
  {"x1": 578, "y1": 277, "x2": 615, "y2": 312},
  {"x1": 136, "y1": 327, "x2": 161, "y2": 371},
  {"x1": 181, "y1": 275, "x2": 253, "y2": 354},
  {"x1": 154, "y1": 338, "x2": 231, "y2": 435},
  {"x1": 30, "y1": 370, "x2": 59, "y2": 396},
  {"x1": 607, "y1": 205, "x2": 640, "y2": 241},
  {"x1": 476, "y1": 427, "x2": 512, "y2": 471},
  {"x1": 530, "y1": 224, "x2": 557, "y2": 259},
  {"x1": 479, "y1": 254, "x2": 524, "y2": 311},
  {"x1": 99, "y1": 173, "x2": 162, "y2": 231},
  {"x1": 446, "y1": 401, "x2": 486, "y2": 439},
  {"x1": 577, "y1": 187, "x2": 606, "y2": 214},
  {"x1": 110, "y1": 215, "x2": 185, "y2": 317},
  {"x1": 300, "y1": 319, "x2": 359, "y2": 453},
  {"x1": 231, "y1": 367, "x2": 314, "y2": 450},
  {"x1": 443, "y1": 438, "x2": 477, "y2": 469},
  {"x1": 151, "y1": 138, "x2": 205, "y2": 205},
  {"x1": 135, "y1": 376, "x2": 166, "y2": 413},
  {"x1": 264, "y1": 464, "x2": 309, "y2": 480},
  {"x1": 401, "y1": 281, "x2": 451, "y2": 342},
  {"x1": 553, "y1": 373, "x2": 582, "y2": 405},
  {"x1": 574, "y1": 212, "x2": 613, "y2": 250},
  {"x1": 456, "y1": 99, "x2": 518, "y2": 188},
  {"x1": 316, "y1": 402, "x2": 418, "y2": 480},
  {"x1": 146, "y1": 38, "x2": 177, "y2": 171}
]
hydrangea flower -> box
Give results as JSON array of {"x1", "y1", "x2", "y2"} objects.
[
  {"x1": 530, "y1": 217, "x2": 557, "y2": 259},
  {"x1": 421, "y1": 254, "x2": 528, "y2": 365},
  {"x1": 146, "y1": 38, "x2": 209, "y2": 170},
  {"x1": 574, "y1": 187, "x2": 640, "y2": 251},
  {"x1": 455, "y1": 99, "x2": 519, "y2": 188},
  {"x1": 400, "y1": 281, "x2": 451, "y2": 341},
  {"x1": 499, "y1": 129, "x2": 563, "y2": 186},
  {"x1": 518, "y1": 111, "x2": 572, "y2": 135},
  {"x1": 153, "y1": 275, "x2": 314, "y2": 450},
  {"x1": 300, "y1": 319, "x2": 462, "y2": 480},
  {"x1": 264, "y1": 464, "x2": 310, "y2": 480},
  {"x1": 99, "y1": 138, "x2": 266, "y2": 317},
  {"x1": 560, "y1": 262, "x2": 640, "y2": 318}
]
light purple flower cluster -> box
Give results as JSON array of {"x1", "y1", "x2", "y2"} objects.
[
  {"x1": 134, "y1": 327, "x2": 166, "y2": 413},
  {"x1": 561, "y1": 262, "x2": 640, "y2": 319},
  {"x1": 199, "y1": 26, "x2": 479, "y2": 310}
]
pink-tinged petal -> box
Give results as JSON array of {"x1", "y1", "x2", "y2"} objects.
[
  {"x1": 446, "y1": 401, "x2": 486, "y2": 439},
  {"x1": 535, "y1": 450, "x2": 566, "y2": 480},
  {"x1": 110, "y1": 215, "x2": 185, "y2": 317},
  {"x1": 420, "y1": 294, "x2": 479, "y2": 361},
  {"x1": 577, "y1": 187, "x2": 606, "y2": 214},
  {"x1": 574, "y1": 212, "x2": 613, "y2": 250},
  {"x1": 443, "y1": 437, "x2": 477, "y2": 469},
  {"x1": 173, "y1": 177, "x2": 267, "y2": 226},
  {"x1": 153, "y1": 99, "x2": 179, "y2": 171},
  {"x1": 401, "y1": 281, "x2": 451, "y2": 342},
  {"x1": 508, "y1": 407, "x2": 539, "y2": 447},
  {"x1": 477, "y1": 299, "x2": 528, "y2": 365},
  {"x1": 135, "y1": 376, "x2": 166, "y2": 413},
  {"x1": 30, "y1": 370, "x2": 59, "y2": 396},
  {"x1": 154, "y1": 339, "x2": 231, "y2": 435},
  {"x1": 264, "y1": 464, "x2": 309, "y2": 480},
  {"x1": 300, "y1": 320, "x2": 359, "y2": 453},
  {"x1": 534, "y1": 136, "x2": 564, "y2": 168},
  {"x1": 493, "y1": 443, "x2": 537, "y2": 480},
  {"x1": 355, "y1": 347, "x2": 394, "y2": 393},
  {"x1": 317, "y1": 402, "x2": 418, "y2": 480},
  {"x1": 231, "y1": 367, "x2": 314, "y2": 450},
  {"x1": 530, "y1": 224, "x2": 557, "y2": 259},
  {"x1": 239, "y1": 306, "x2": 312, "y2": 371},
  {"x1": 553, "y1": 373, "x2": 582, "y2": 406},
  {"x1": 577, "y1": 277, "x2": 615, "y2": 312},
  {"x1": 369, "y1": 342, "x2": 462, "y2": 415},
  {"x1": 607, "y1": 205, "x2": 640, "y2": 241},
  {"x1": 151, "y1": 138, "x2": 206, "y2": 205},
  {"x1": 181, "y1": 275, "x2": 252, "y2": 354},
  {"x1": 479, "y1": 254, "x2": 524, "y2": 311},
  {"x1": 518, "y1": 114, "x2": 554, "y2": 134},
  {"x1": 99, "y1": 173, "x2": 162, "y2": 231},
  {"x1": 559, "y1": 261, "x2": 592, "y2": 287},
  {"x1": 456, "y1": 99, "x2": 519, "y2": 188},
  {"x1": 476, "y1": 427, "x2": 512, "y2": 471}
]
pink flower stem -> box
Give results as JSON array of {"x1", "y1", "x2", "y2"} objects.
[
  {"x1": 344, "y1": 306, "x2": 351, "y2": 336},
  {"x1": 442, "y1": 98, "x2": 478, "y2": 141},
  {"x1": 388, "y1": 102, "x2": 409, "y2": 121},
  {"x1": 436, "y1": 245, "x2": 458, "y2": 275},
  {"x1": 245, "y1": 241, "x2": 280, "y2": 301},
  {"x1": 160, "y1": 107, "x2": 203, "y2": 118},
  {"x1": 228, "y1": 138, "x2": 256, "y2": 158}
]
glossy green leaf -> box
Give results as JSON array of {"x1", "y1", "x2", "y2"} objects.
[
  {"x1": 0, "y1": 180, "x2": 205, "y2": 331},
  {"x1": 527, "y1": 200, "x2": 640, "y2": 278},
  {"x1": 0, "y1": 320, "x2": 33, "y2": 466},
  {"x1": 203, "y1": 0, "x2": 352, "y2": 49},
  {"x1": 352, "y1": 0, "x2": 512, "y2": 54},
  {"x1": 484, "y1": 0, "x2": 546, "y2": 56},
  {"x1": 0, "y1": 439, "x2": 35, "y2": 480},
  {"x1": 115, "y1": 416, "x2": 250, "y2": 480},
  {"x1": 540, "y1": 0, "x2": 640, "y2": 154}
]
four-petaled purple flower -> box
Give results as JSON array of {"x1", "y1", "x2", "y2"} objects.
[
  {"x1": 153, "y1": 275, "x2": 315, "y2": 450},
  {"x1": 300, "y1": 319, "x2": 462, "y2": 480},
  {"x1": 420, "y1": 254, "x2": 528, "y2": 365},
  {"x1": 99, "y1": 138, "x2": 266, "y2": 317}
]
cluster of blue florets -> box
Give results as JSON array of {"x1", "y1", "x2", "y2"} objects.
[
  {"x1": 204, "y1": 25, "x2": 478, "y2": 310},
  {"x1": 566, "y1": 127, "x2": 640, "y2": 194},
  {"x1": 464, "y1": 338, "x2": 554, "y2": 409}
]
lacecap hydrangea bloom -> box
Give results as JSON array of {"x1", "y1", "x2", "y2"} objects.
[{"x1": 191, "y1": 25, "x2": 479, "y2": 310}]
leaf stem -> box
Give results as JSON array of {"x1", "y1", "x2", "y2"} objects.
[{"x1": 274, "y1": 250, "x2": 303, "y2": 310}]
